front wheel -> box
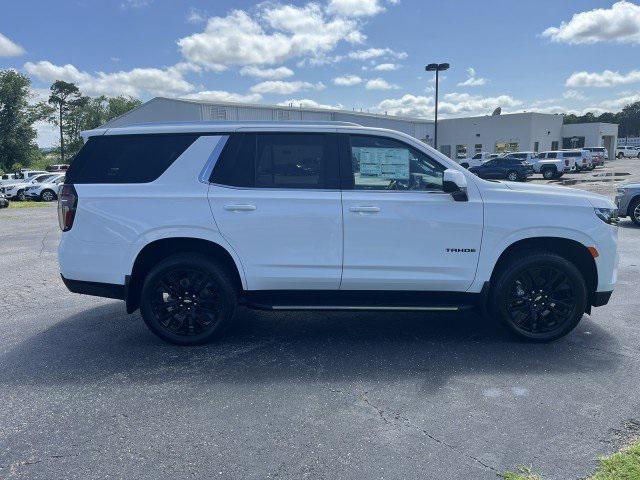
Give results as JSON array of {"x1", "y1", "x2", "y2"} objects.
[
  {"x1": 40, "y1": 189, "x2": 56, "y2": 202},
  {"x1": 542, "y1": 168, "x2": 556, "y2": 180},
  {"x1": 506, "y1": 171, "x2": 519, "y2": 182},
  {"x1": 140, "y1": 253, "x2": 238, "y2": 345},
  {"x1": 16, "y1": 190, "x2": 25, "y2": 201},
  {"x1": 460, "y1": 163, "x2": 469, "y2": 169},
  {"x1": 630, "y1": 197, "x2": 640, "y2": 227},
  {"x1": 491, "y1": 251, "x2": 587, "y2": 342},
  {"x1": 618, "y1": 153, "x2": 624, "y2": 159}
]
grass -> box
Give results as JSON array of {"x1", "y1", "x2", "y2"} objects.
[
  {"x1": 8, "y1": 200, "x2": 52, "y2": 209},
  {"x1": 501, "y1": 440, "x2": 640, "y2": 480}
]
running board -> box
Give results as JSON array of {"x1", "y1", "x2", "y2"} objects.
[{"x1": 242, "y1": 290, "x2": 478, "y2": 312}]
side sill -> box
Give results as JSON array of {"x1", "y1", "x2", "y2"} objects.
[{"x1": 61, "y1": 275, "x2": 126, "y2": 301}]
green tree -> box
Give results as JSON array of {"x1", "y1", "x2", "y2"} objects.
[
  {"x1": 0, "y1": 70, "x2": 41, "y2": 173},
  {"x1": 48, "y1": 80, "x2": 82, "y2": 163}
]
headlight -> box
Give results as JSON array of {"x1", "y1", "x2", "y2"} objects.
[{"x1": 594, "y1": 207, "x2": 618, "y2": 225}]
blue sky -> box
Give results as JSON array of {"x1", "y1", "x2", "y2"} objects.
[{"x1": 2, "y1": 0, "x2": 640, "y2": 146}]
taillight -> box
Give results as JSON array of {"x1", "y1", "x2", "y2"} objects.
[
  {"x1": 565, "y1": 160, "x2": 569, "y2": 166},
  {"x1": 58, "y1": 184, "x2": 77, "y2": 232}
]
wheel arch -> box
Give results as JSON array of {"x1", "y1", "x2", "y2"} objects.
[
  {"x1": 126, "y1": 237, "x2": 246, "y2": 313},
  {"x1": 488, "y1": 236, "x2": 598, "y2": 309}
]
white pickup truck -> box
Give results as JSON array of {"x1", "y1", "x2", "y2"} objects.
[{"x1": 534, "y1": 152, "x2": 572, "y2": 179}]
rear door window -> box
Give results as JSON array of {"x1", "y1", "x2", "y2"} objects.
[
  {"x1": 211, "y1": 133, "x2": 340, "y2": 189},
  {"x1": 66, "y1": 134, "x2": 199, "y2": 184}
]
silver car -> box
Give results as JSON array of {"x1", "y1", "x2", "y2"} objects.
[{"x1": 616, "y1": 183, "x2": 640, "y2": 226}]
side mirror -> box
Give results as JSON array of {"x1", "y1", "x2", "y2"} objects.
[{"x1": 443, "y1": 169, "x2": 468, "y2": 202}]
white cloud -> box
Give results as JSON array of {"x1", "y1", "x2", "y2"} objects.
[
  {"x1": 278, "y1": 98, "x2": 343, "y2": 109},
  {"x1": 365, "y1": 78, "x2": 398, "y2": 90},
  {"x1": 239, "y1": 66, "x2": 294, "y2": 79},
  {"x1": 178, "y1": 5, "x2": 363, "y2": 69},
  {"x1": 597, "y1": 92, "x2": 640, "y2": 110},
  {"x1": 327, "y1": 0, "x2": 385, "y2": 17},
  {"x1": 182, "y1": 90, "x2": 263, "y2": 103},
  {"x1": 566, "y1": 69, "x2": 640, "y2": 88},
  {"x1": 187, "y1": 7, "x2": 207, "y2": 24},
  {"x1": 333, "y1": 74, "x2": 363, "y2": 86},
  {"x1": 121, "y1": 0, "x2": 153, "y2": 8},
  {"x1": 24, "y1": 60, "x2": 195, "y2": 98},
  {"x1": 377, "y1": 92, "x2": 522, "y2": 118},
  {"x1": 542, "y1": 1, "x2": 640, "y2": 44},
  {"x1": 563, "y1": 89, "x2": 587, "y2": 100},
  {"x1": 0, "y1": 33, "x2": 25, "y2": 57},
  {"x1": 249, "y1": 80, "x2": 325, "y2": 95},
  {"x1": 457, "y1": 67, "x2": 487, "y2": 87},
  {"x1": 348, "y1": 47, "x2": 407, "y2": 60},
  {"x1": 373, "y1": 63, "x2": 399, "y2": 71}
]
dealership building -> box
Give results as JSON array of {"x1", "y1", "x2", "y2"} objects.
[{"x1": 102, "y1": 97, "x2": 619, "y2": 160}]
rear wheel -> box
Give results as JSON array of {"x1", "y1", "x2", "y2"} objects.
[
  {"x1": 491, "y1": 251, "x2": 587, "y2": 342},
  {"x1": 630, "y1": 197, "x2": 640, "y2": 227},
  {"x1": 16, "y1": 190, "x2": 25, "y2": 201},
  {"x1": 140, "y1": 253, "x2": 238, "y2": 345},
  {"x1": 618, "y1": 152, "x2": 624, "y2": 159},
  {"x1": 460, "y1": 163, "x2": 469, "y2": 169},
  {"x1": 506, "y1": 170, "x2": 519, "y2": 182}
]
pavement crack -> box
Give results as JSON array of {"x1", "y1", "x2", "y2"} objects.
[{"x1": 361, "y1": 393, "x2": 499, "y2": 473}]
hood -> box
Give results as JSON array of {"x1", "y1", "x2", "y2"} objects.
[
  {"x1": 620, "y1": 182, "x2": 640, "y2": 189},
  {"x1": 501, "y1": 181, "x2": 615, "y2": 209}
]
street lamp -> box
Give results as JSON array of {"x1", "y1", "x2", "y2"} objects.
[{"x1": 425, "y1": 62, "x2": 450, "y2": 150}]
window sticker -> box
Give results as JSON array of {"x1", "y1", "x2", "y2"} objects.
[{"x1": 353, "y1": 147, "x2": 410, "y2": 180}]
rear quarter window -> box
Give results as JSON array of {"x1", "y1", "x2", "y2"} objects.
[{"x1": 66, "y1": 134, "x2": 199, "y2": 184}]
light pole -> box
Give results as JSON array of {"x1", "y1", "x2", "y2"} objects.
[{"x1": 425, "y1": 63, "x2": 449, "y2": 150}]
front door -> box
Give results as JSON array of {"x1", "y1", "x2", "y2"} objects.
[
  {"x1": 340, "y1": 134, "x2": 483, "y2": 292},
  {"x1": 208, "y1": 132, "x2": 343, "y2": 290}
]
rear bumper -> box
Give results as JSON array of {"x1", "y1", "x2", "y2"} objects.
[{"x1": 61, "y1": 275, "x2": 126, "y2": 300}]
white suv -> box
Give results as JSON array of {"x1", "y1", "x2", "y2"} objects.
[
  {"x1": 616, "y1": 145, "x2": 640, "y2": 159},
  {"x1": 58, "y1": 122, "x2": 619, "y2": 344}
]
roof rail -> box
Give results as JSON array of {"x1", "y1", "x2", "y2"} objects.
[{"x1": 120, "y1": 120, "x2": 363, "y2": 128}]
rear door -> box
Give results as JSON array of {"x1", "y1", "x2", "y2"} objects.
[
  {"x1": 339, "y1": 133, "x2": 483, "y2": 291},
  {"x1": 208, "y1": 132, "x2": 343, "y2": 291}
]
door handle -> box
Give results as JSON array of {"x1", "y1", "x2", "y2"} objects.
[
  {"x1": 224, "y1": 204, "x2": 257, "y2": 212},
  {"x1": 350, "y1": 206, "x2": 380, "y2": 213}
]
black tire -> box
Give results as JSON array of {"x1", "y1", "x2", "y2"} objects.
[
  {"x1": 40, "y1": 189, "x2": 56, "y2": 202},
  {"x1": 140, "y1": 253, "x2": 238, "y2": 345},
  {"x1": 461, "y1": 163, "x2": 469, "y2": 169},
  {"x1": 16, "y1": 190, "x2": 25, "y2": 201},
  {"x1": 617, "y1": 153, "x2": 624, "y2": 159},
  {"x1": 506, "y1": 170, "x2": 519, "y2": 182},
  {"x1": 630, "y1": 197, "x2": 640, "y2": 227},
  {"x1": 491, "y1": 250, "x2": 588, "y2": 342},
  {"x1": 542, "y1": 168, "x2": 556, "y2": 180}
]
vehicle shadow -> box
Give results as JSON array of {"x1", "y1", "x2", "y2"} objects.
[{"x1": 0, "y1": 302, "x2": 622, "y2": 393}]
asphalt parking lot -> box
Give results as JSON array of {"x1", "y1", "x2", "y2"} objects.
[{"x1": 1, "y1": 188, "x2": 639, "y2": 479}]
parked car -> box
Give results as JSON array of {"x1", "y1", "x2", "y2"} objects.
[
  {"x1": 58, "y1": 122, "x2": 618, "y2": 345},
  {"x1": 46, "y1": 164, "x2": 70, "y2": 172},
  {"x1": 531, "y1": 152, "x2": 571, "y2": 179},
  {"x1": 0, "y1": 173, "x2": 60, "y2": 201},
  {"x1": 0, "y1": 193, "x2": 8, "y2": 209},
  {"x1": 616, "y1": 145, "x2": 640, "y2": 158},
  {"x1": 0, "y1": 173, "x2": 20, "y2": 186},
  {"x1": 561, "y1": 149, "x2": 593, "y2": 171},
  {"x1": 458, "y1": 152, "x2": 492, "y2": 169},
  {"x1": 584, "y1": 147, "x2": 608, "y2": 166},
  {"x1": 616, "y1": 183, "x2": 640, "y2": 226},
  {"x1": 24, "y1": 174, "x2": 65, "y2": 201},
  {"x1": 469, "y1": 156, "x2": 534, "y2": 181}
]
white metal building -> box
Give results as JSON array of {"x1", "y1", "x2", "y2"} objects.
[{"x1": 102, "y1": 97, "x2": 619, "y2": 160}]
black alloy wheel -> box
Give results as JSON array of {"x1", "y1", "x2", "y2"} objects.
[
  {"x1": 630, "y1": 197, "x2": 640, "y2": 227},
  {"x1": 492, "y1": 251, "x2": 587, "y2": 341},
  {"x1": 140, "y1": 253, "x2": 237, "y2": 345},
  {"x1": 41, "y1": 190, "x2": 56, "y2": 202},
  {"x1": 506, "y1": 171, "x2": 519, "y2": 182}
]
